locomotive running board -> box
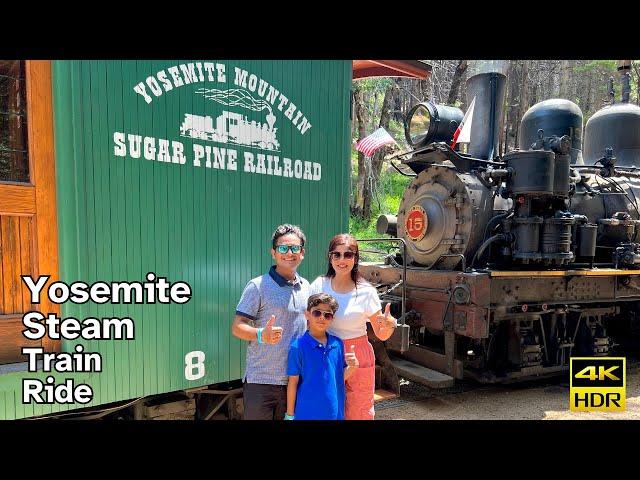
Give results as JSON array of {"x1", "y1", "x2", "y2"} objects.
[
  {"x1": 489, "y1": 269, "x2": 640, "y2": 277},
  {"x1": 391, "y1": 358, "x2": 455, "y2": 389}
]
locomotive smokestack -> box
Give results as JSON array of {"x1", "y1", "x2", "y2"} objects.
[
  {"x1": 465, "y1": 60, "x2": 508, "y2": 160},
  {"x1": 618, "y1": 60, "x2": 632, "y2": 104}
]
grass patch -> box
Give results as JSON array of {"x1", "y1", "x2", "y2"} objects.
[{"x1": 349, "y1": 167, "x2": 412, "y2": 260}]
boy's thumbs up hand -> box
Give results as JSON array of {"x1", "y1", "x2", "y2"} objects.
[
  {"x1": 263, "y1": 314, "x2": 283, "y2": 344},
  {"x1": 345, "y1": 345, "x2": 359, "y2": 368}
]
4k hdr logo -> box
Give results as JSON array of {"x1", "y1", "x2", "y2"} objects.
[{"x1": 570, "y1": 357, "x2": 626, "y2": 412}]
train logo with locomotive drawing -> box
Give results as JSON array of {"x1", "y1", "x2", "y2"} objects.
[{"x1": 180, "y1": 88, "x2": 281, "y2": 152}]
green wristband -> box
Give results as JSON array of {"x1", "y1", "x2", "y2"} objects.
[
  {"x1": 256, "y1": 327, "x2": 264, "y2": 344},
  {"x1": 284, "y1": 414, "x2": 295, "y2": 420}
]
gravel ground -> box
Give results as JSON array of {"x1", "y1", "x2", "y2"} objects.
[{"x1": 375, "y1": 367, "x2": 640, "y2": 420}]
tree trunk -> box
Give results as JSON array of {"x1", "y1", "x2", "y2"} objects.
[
  {"x1": 546, "y1": 60, "x2": 556, "y2": 99},
  {"x1": 393, "y1": 78, "x2": 403, "y2": 122},
  {"x1": 504, "y1": 61, "x2": 516, "y2": 153},
  {"x1": 585, "y1": 72, "x2": 592, "y2": 116},
  {"x1": 446, "y1": 60, "x2": 468, "y2": 105},
  {"x1": 560, "y1": 60, "x2": 571, "y2": 99},
  {"x1": 366, "y1": 83, "x2": 397, "y2": 218},
  {"x1": 633, "y1": 62, "x2": 640, "y2": 106},
  {"x1": 352, "y1": 85, "x2": 368, "y2": 218},
  {"x1": 516, "y1": 60, "x2": 530, "y2": 149}
]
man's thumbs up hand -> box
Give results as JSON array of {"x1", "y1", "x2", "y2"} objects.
[{"x1": 262, "y1": 315, "x2": 283, "y2": 344}]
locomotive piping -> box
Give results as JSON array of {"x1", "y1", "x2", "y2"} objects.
[{"x1": 470, "y1": 233, "x2": 508, "y2": 269}]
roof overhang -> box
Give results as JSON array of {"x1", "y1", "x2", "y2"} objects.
[{"x1": 352, "y1": 60, "x2": 432, "y2": 80}]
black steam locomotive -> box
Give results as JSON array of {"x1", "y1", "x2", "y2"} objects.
[{"x1": 362, "y1": 60, "x2": 640, "y2": 388}]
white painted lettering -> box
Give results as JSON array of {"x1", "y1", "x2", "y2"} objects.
[
  {"x1": 195, "y1": 62, "x2": 205, "y2": 82},
  {"x1": 303, "y1": 160, "x2": 313, "y2": 180},
  {"x1": 180, "y1": 63, "x2": 198, "y2": 85},
  {"x1": 257, "y1": 79, "x2": 268, "y2": 97},
  {"x1": 128, "y1": 134, "x2": 142, "y2": 159},
  {"x1": 284, "y1": 102, "x2": 297, "y2": 120},
  {"x1": 266, "y1": 86, "x2": 279, "y2": 104},
  {"x1": 146, "y1": 76, "x2": 163, "y2": 97},
  {"x1": 216, "y1": 64, "x2": 226, "y2": 82},
  {"x1": 133, "y1": 82, "x2": 153, "y2": 104},
  {"x1": 168, "y1": 66, "x2": 184, "y2": 87},
  {"x1": 234, "y1": 67, "x2": 248, "y2": 88},
  {"x1": 157, "y1": 70, "x2": 173, "y2": 92},
  {"x1": 113, "y1": 134, "x2": 127, "y2": 157},
  {"x1": 277, "y1": 93, "x2": 289, "y2": 111},
  {"x1": 227, "y1": 149, "x2": 238, "y2": 171},
  {"x1": 283, "y1": 157, "x2": 293, "y2": 177},
  {"x1": 203, "y1": 63, "x2": 216, "y2": 82},
  {"x1": 244, "y1": 151, "x2": 256, "y2": 173},
  {"x1": 157, "y1": 139, "x2": 171, "y2": 163},
  {"x1": 193, "y1": 144, "x2": 205, "y2": 167},
  {"x1": 256, "y1": 154, "x2": 267, "y2": 174},
  {"x1": 248, "y1": 74, "x2": 258, "y2": 92},
  {"x1": 172, "y1": 141, "x2": 186, "y2": 164},
  {"x1": 144, "y1": 137, "x2": 156, "y2": 160},
  {"x1": 298, "y1": 117, "x2": 312, "y2": 135}
]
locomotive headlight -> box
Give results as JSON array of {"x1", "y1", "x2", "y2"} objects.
[
  {"x1": 404, "y1": 101, "x2": 464, "y2": 148},
  {"x1": 406, "y1": 103, "x2": 432, "y2": 147}
]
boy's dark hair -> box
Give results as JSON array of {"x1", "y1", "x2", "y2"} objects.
[
  {"x1": 272, "y1": 224, "x2": 306, "y2": 248},
  {"x1": 307, "y1": 293, "x2": 339, "y2": 314}
]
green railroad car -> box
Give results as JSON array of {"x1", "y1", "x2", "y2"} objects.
[{"x1": 0, "y1": 59, "x2": 429, "y2": 419}]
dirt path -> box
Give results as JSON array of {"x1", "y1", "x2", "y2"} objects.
[{"x1": 375, "y1": 370, "x2": 640, "y2": 420}]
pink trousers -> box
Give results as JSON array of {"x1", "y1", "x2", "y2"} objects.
[{"x1": 343, "y1": 335, "x2": 375, "y2": 420}]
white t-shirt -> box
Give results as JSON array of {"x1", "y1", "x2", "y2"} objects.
[{"x1": 309, "y1": 276, "x2": 382, "y2": 340}]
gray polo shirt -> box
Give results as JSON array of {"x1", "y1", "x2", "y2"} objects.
[{"x1": 236, "y1": 266, "x2": 309, "y2": 385}]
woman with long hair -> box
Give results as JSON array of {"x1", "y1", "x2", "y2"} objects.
[{"x1": 310, "y1": 233, "x2": 397, "y2": 420}]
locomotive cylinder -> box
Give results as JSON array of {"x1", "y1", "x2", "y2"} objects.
[
  {"x1": 540, "y1": 213, "x2": 574, "y2": 263},
  {"x1": 513, "y1": 217, "x2": 543, "y2": 261},
  {"x1": 576, "y1": 223, "x2": 598, "y2": 258},
  {"x1": 504, "y1": 150, "x2": 555, "y2": 195}
]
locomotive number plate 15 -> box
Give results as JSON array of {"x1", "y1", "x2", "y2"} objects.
[{"x1": 406, "y1": 205, "x2": 428, "y2": 241}]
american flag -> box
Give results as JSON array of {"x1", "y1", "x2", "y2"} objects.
[{"x1": 356, "y1": 127, "x2": 397, "y2": 157}]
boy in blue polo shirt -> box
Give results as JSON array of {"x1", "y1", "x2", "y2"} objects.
[{"x1": 285, "y1": 293, "x2": 359, "y2": 420}]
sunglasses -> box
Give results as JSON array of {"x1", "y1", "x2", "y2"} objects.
[
  {"x1": 275, "y1": 244, "x2": 303, "y2": 254},
  {"x1": 310, "y1": 309, "x2": 334, "y2": 320},
  {"x1": 329, "y1": 251, "x2": 356, "y2": 260}
]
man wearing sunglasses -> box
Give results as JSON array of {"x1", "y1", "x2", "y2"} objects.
[{"x1": 232, "y1": 224, "x2": 311, "y2": 420}]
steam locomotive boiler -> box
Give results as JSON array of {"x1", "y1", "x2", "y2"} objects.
[{"x1": 362, "y1": 60, "x2": 640, "y2": 387}]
